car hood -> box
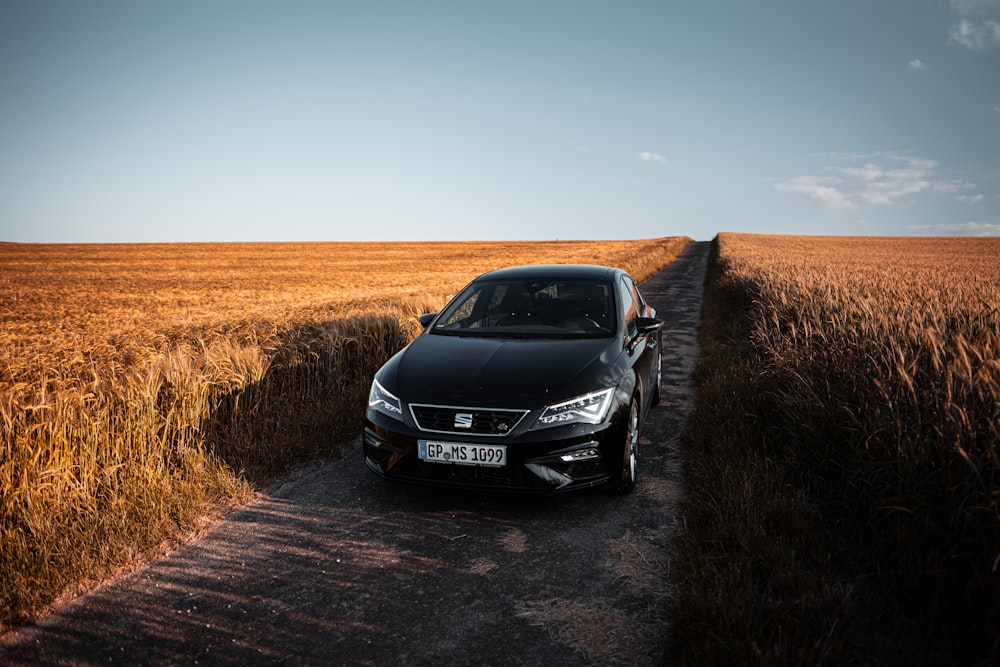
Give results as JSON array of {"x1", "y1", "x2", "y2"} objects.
[{"x1": 384, "y1": 333, "x2": 621, "y2": 408}]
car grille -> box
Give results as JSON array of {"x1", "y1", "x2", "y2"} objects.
[{"x1": 409, "y1": 404, "x2": 529, "y2": 437}]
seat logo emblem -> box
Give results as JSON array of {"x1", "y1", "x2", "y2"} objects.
[{"x1": 454, "y1": 412, "x2": 473, "y2": 429}]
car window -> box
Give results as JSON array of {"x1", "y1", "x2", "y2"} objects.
[
  {"x1": 620, "y1": 276, "x2": 637, "y2": 337},
  {"x1": 433, "y1": 279, "x2": 615, "y2": 338},
  {"x1": 446, "y1": 287, "x2": 481, "y2": 323},
  {"x1": 625, "y1": 276, "x2": 646, "y2": 315}
]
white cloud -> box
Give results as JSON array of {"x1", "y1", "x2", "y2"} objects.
[
  {"x1": 776, "y1": 153, "x2": 980, "y2": 210},
  {"x1": 835, "y1": 154, "x2": 937, "y2": 205},
  {"x1": 907, "y1": 59, "x2": 927, "y2": 71},
  {"x1": 949, "y1": 19, "x2": 1000, "y2": 49},
  {"x1": 638, "y1": 151, "x2": 667, "y2": 164},
  {"x1": 956, "y1": 193, "x2": 986, "y2": 204},
  {"x1": 773, "y1": 175, "x2": 856, "y2": 209},
  {"x1": 908, "y1": 221, "x2": 1000, "y2": 236},
  {"x1": 949, "y1": 1, "x2": 1000, "y2": 49},
  {"x1": 932, "y1": 179, "x2": 977, "y2": 194}
]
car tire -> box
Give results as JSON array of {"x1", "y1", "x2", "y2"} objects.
[{"x1": 612, "y1": 399, "x2": 639, "y2": 494}]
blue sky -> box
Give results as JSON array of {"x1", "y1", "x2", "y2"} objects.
[{"x1": 1, "y1": 0, "x2": 998, "y2": 243}]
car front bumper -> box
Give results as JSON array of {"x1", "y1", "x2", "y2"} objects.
[{"x1": 362, "y1": 409, "x2": 628, "y2": 494}]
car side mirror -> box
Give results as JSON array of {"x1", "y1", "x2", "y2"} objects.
[
  {"x1": 417, "y1": 313, "x2": 437, "y2": 328},
  {"x1": 635, "y1": 317, "x2": 663, "y2": 335}
]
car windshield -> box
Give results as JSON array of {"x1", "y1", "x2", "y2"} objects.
[{"x1": 431, "y1": 278, "x2": 616, "y2": 338}]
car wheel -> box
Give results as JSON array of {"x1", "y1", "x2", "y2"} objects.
[
  {"x1": 651, "y1": 350, "x2": 662, "y2": 406},
  {"x1": 612, "y1": 399, "x2": 639, "y2": 494}
]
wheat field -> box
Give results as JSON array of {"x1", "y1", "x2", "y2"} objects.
[
  {"x1": 0, "y1": 237, "x2": 691, "y2": 627},
  {"x1": 674, "y1": 233, "x2": 999, "y2": 663},
  {"x1": 717, "y1": 234, "x2": 999, "y2": 520}
]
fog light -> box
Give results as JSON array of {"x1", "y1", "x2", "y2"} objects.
[{"x1": 559, "y1": 448, "x2": 600, "y2": 463}]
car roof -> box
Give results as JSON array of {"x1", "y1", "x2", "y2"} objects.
[{"x1": 473, "y1": 264, "x2": 623, "y2": 282}]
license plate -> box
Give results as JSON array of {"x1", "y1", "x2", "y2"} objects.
[{"x1": 418, "y1": 440, "x2": 507, "y2": 467}]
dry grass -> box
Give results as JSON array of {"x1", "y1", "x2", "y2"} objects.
[
  {"x1": 671, "y1": 234, "x2": 999, "y2": 665},
  {"x1": 0, "y1": 237, "x2": 690, "y2": 628},
  {"x1": 517, "y1": 597, "x2": 643, "y2": 665}
]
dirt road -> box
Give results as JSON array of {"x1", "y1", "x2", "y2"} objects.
[{"x1": 2, "y1": 242, "x2": 709, "y2": 666}]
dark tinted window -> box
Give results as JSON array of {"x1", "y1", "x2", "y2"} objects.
[
  {"x1": 620, "y1": 276, "x2": 637, "y2": 336},
  {"x1": 433, "y1": 278, "x2": 615, "y2": 338},
  {"x1": 625, "y1": 276, "x2": 645, "y2": 315}
]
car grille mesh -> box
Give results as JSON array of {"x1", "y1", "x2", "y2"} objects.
[{"x1": 409, "y1": 405, "x2": 528, "y2": 437}]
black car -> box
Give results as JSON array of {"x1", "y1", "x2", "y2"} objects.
[{"x1": 363, "y1": 264, "x2": 663, "y2": 494}]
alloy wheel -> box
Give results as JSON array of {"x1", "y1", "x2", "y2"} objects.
[{"x1": 615, "y1": 399, "x2": 639, "y2": 494}]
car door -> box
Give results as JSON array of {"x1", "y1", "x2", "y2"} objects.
[
  {"x1": 620, "y1": 275, "x2": 658, "y2": 411},
  {"x1": 637, "y1": 278, "x2": 662, "y2": 408}
]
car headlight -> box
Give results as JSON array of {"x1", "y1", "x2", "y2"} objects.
[
  {"x1": 533, "y1": 388, "x2": 614, "y2": 429},
  {"x1": 368, "y1": 378, "x2": 403, "y2": 419}
]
